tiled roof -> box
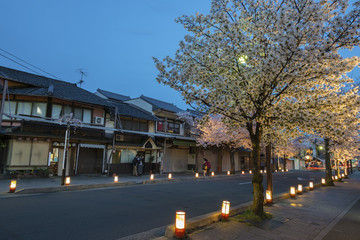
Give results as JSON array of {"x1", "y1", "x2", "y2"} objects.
[
  {"x1": 0, "y1": 66, "x2": 111, "y2": 107},
  {"x1": 97, "y1": 88, "x2": 131, "y2": 102},
  {"x1": 140, "y1": 95, "x2": 184, "y2": 113},
  {"x1": 186, "y1": 109, "x2": 204, "y2": 118},
  {"x1": 108, "y1": 101, "x2": 159, "y2": 121}
]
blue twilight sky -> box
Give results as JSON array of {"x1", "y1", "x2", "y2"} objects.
[{"x1": 0, "y1": 1, "x2": 358, "y2": 110}]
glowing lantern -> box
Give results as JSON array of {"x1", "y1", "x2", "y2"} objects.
[
  {"x1": 266, "y1": 190, "x2": 272, "y2": 204},
  {"x1": 227, "y1": 171, "x2": 230, "y2": 175},
  {"x1": 175, "y1": 211, "x2": 186, "y2": 238},
  {"x1": 321, "y1": 178, "x2": 326, "y2": 185},
  {"x1": 168, "y1": 173, "x2": 172, "y2": 179},
  {"x1": 286, "y1": 169, "x2": 289, "y2": 172},
  {"x1": 211, "y1": 172, "x2": 214, "y2": 176},
  {"x1": 341, "y1": 173, "x2": 345, "y2": 178},
  {"x1": 282, "y1": 170, "x2": 284, "y2": 172},
  {"x1": 150, "y1": 174, "x2": 154, "y2": 180},
  {"x1": 242, "y1": 171, "x2": 244, "y2": 175},
  {"x1": 309, "y1": 181, "x2": 314, "y2": 190},
  {"x1": 264, "y1": 170, "x2": 267, "y2": 173},
  {"x1": 297, "y1": 184, "x2": 303, "y2": 194},
  {"x1": 290, "y1": 186, "x2": 296, "y2": 198},
  {"x1": 249, "y1": 170, "x2": 252, "y2": 174},
  {"x1": 335, "y1": 175, "x2": 338, "y2": 180},
  {"x1": 260, "y1": 170, "x2": 263, "y2": 173},
  {"x1": 221, "y1": 201, "x2": 230, "y2": 219},
  {"x1": 195, "y1": 173, "x2": 199, "y2": 178},
  {"x1": 65, "y1": 176, "x2": 70, "y2": 185},
  {"x1": 275, "y1": 170, "x2": 278, "y2": 172},
  {"x1": 114, "y1": 175, "x2": 119, "y2": 183},
  {"x1": 9, "y1": 180, "x2": 16, "y2": 193}
]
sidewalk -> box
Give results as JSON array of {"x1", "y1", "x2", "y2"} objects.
[
  {"x1": 0, "y1": 172, "x2": 242, "y2": 195},
  {"x1": 172, "y1": 172, "x2": 360, "y2": 240}
]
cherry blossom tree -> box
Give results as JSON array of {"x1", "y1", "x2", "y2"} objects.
[
  {"x1": 154, "y1": 0, "x2": 360, "y2": 217},
  {"x1": 197, "y1": 115, "x2": 251, "y2": 173}
]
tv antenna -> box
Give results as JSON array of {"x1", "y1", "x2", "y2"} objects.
[{"x1": 77, "y1": 69, "x2": 88, "y2": 87}]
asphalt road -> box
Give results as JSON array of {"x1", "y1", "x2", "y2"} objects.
[{"x1": 0, "y1": 171, "x2": 325, "y2": 240}]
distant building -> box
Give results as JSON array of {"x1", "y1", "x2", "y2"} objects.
[{"x1": 0, "y1": 66, "x2": 111, "y2": 176}]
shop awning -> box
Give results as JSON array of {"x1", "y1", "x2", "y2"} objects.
[
  {"x1": 172, "y1": 139, "x2": 197, "y2": 147},
  {"x1": 79, "y1": 143, "x2": 105, "y2": 149}
]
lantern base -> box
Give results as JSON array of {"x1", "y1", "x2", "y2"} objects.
[
  {"x1": 221, "y1": 213, "x2": 229, "y2": 220},
  {"x1": 175, "y1": 229, "x2": 185, "y2": 238}
]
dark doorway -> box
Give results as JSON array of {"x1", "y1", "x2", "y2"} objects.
[{"x1": 77, "y1": 148, "x2": 103, "y2": 174}]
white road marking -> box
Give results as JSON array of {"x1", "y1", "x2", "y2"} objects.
[{"x1": 238, "y1": 182, "x2": 252, "y2": 185}]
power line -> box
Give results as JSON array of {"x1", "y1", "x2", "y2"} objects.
[
  {"x1": 0, "y1": 52, "x2": 44, "y2": 77},
  {"x1": 0, "y1": 48, "x2": 62, "y2": 80}
]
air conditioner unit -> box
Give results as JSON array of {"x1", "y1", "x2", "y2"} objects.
[
  {"x1": 94, "y1": 117, "x2": 104, "y2": 125},
  {"x1": 115, "y1": 134, "x2": 124, "y2": 142}
]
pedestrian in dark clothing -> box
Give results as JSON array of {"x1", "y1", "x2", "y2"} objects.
[
  {"x1": 137, "y1": 156, "x2": 144, "y2": 176},
  {"x1": 132, "y1": 155, "x2": 139, "y2": 176}
]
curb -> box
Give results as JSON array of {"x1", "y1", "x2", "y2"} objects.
[
  {"x1": 162, "y1": 182, "x2": 323, "y2": 238},
  {"x1": 11, "y1": 173, "x2": 246, "y2": 195}
]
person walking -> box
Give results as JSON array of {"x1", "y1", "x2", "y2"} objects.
[
  {"x1": 132, "y1": 155, "x2": 139, "y2": 176},
  {"x1": 137, "y1": 156, "x2": 144, "y2": 176},
  {"x1": 202, "y1": 158, "x2": 211, "y2": 176}
]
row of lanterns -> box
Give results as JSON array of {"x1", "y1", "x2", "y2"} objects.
[
  {"x1": 289, "y1": 180, "x2": 317, "y2": 198},
  {"x1": 175, "y1": 179, "x2": 317, "y2": 238},
  {"x1": 7, "y1": 169, "x2": 291, "y2": 193},
  {"x1": 175, "y1": 200, "x2": 231, "y2": 238}
]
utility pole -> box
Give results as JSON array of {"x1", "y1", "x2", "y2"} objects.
[
  {"x1": 0, "y1": 80, "x2": 8, "y2": 129},
  {"x1": 61, "y1": 122, "x2": 70, "y2": 185}
]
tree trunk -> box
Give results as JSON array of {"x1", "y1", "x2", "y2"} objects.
[
  {"x1": 247, "y1": 122, "x2": 264, "y2": 217},
  {"x1": 230, "y1": 149, "x2": 235, "y2": 174},
  {"x1": 324, "y1": 138, "x2": 334, "y2": 186},
  {"x1": 283, "y1": 154, "x2": 287, "y2": 171},
  {"x1": 266, "y1": 144, "x2": 273, "y2": 202},
  {"x1": 217, "y1": 149, "x2": 223, "y2": 173}
]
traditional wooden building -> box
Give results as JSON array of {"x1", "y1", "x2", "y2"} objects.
[{"x1": 0, "y1": 66, "x2": 112, "y2": 176}]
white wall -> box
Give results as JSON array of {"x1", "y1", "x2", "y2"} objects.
[
  {"x1": 125, "y1": 99, "x2": 153, "y2": 114},
  {"x1": 162, "y1": 148, "x2": 188, "y2": 172}
]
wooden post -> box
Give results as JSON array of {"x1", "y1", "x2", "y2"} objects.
[{"x1": 0, "y1": 80, "x2": 8, "y2": 129}]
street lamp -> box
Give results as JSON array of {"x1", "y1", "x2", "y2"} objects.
[
  {"x1": 175, "y1": 211, "x2": 186, "y2": 238},
  {"x1": 9, "y1": 180, "x2": 16, "y2": 193},
  {"x1": 290, "y1": 186, "x2": 296, "y2": 198},
  {"x1": 297, "y1": 184, "x2": 303, "y2": 194},
  {"x1": 221, "y1": 201, "x2": 230, "y2": 219},
  {"x1": 309, "y1": 181, "x2": 314, "y2": 190},
  {"x1": 65, "y1": 176, "x2": 71, "y2": 186},
  {"x1": 266, "y1": 190, "x2": 272, "y2": 204}
]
